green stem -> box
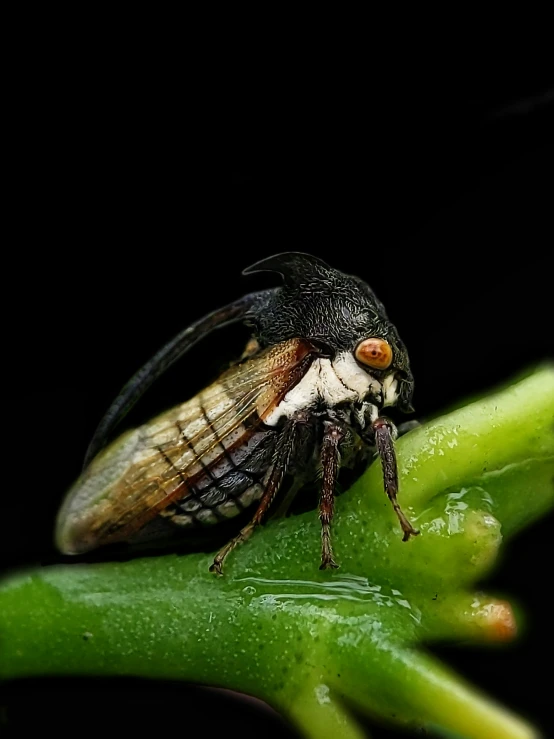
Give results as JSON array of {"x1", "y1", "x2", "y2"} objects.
[
  {"x1": 335, "y1": 642, "x2": 537, "y2": 739},
  {"x1": 356, "y1": 364, "x2": 554, "y2": 511},
  {"x1": 288, "y1": 686, "x2": 367, "y2": 739}
]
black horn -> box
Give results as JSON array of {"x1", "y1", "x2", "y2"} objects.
[{"x1": 243, "y1": 252, "x2": 332, "y2": 287}]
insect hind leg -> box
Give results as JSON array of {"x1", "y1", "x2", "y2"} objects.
[
  {"x1": 209, "y1": 520, "x2": 257, "y2": 575},
  {"x1": 209, "y1": 417, "x2": 302, "y2": 575}
]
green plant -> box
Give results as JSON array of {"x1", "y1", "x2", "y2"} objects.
[{"x1": 1, "y1": 366, "x2": 553, "y2": 738}]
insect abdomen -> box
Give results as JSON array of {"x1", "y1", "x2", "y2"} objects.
[
  {"x1": 56, "y1": 383, "x2": 277, "y2": 555},
  {"x1": 158, "y1": 428, "x2": 275, "y2": 527}
]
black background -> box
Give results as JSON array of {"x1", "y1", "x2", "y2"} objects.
[{"x1": 2, "y1": 68, "x2": 553, "y2": 738}]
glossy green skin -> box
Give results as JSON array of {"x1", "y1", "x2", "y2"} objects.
[{"x1": 1, "y1": 367, "x2": 553, "y2": 739}]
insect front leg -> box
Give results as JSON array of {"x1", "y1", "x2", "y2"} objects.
[
  {"x1": 209, "y1": 417, "x2": 302, "y2": 575},
  {"x1": 318, "y1": 419, "x2": 346, "y2": 570},
  {"x1": 372, "y1": 417, "x2": 419, "y2": 541}
]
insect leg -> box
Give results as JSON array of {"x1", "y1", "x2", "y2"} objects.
[
  {"x1": 209, "y1": 418, "x2": 301, "y2": 574},
  {"x1": 318, "y1": 420, "x2": 344, "y2": 569},
  {"x1": 373, "y1": 417, "x2": 419, "y2": 541}
]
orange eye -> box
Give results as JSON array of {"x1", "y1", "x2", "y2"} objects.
[{"x1": 355, "y1": 338, "x2": 393, "y2": 369}]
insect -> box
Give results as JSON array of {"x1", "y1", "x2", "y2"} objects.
[{"x1": 56, "y1": 253, "x2": 419, "y2": 573}]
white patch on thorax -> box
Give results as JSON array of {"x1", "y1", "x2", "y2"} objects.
[
  {"x1": 264, "y1": 351, "x2": 380, "y2": 426},
  {"x1": 382, "y1": 372, "x2": 399, "y2": 407},
  {"x1": 333, "y1": 352, "x2": 382, "y2": 398}
]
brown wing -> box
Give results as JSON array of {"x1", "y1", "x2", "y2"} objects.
[{"x1": 56, "y1": 338, "x2": 316, "y2": 554}]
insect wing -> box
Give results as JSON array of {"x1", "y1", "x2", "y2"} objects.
[{"x1": 56, "y1": 338, "x2": 315, "y2": 554}]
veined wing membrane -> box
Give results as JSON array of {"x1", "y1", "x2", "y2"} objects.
[{"x1": 56, "y1": 338, "x2": 316, "y2": 554}]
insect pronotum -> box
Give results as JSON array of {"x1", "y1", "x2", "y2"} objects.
[{"x1": 56, "y1": 253, "x2": 419, "y2": 572}]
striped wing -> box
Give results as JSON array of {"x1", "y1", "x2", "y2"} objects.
[{"x1": 56, "y1": 338, "x2": 315, "y2": 554}]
